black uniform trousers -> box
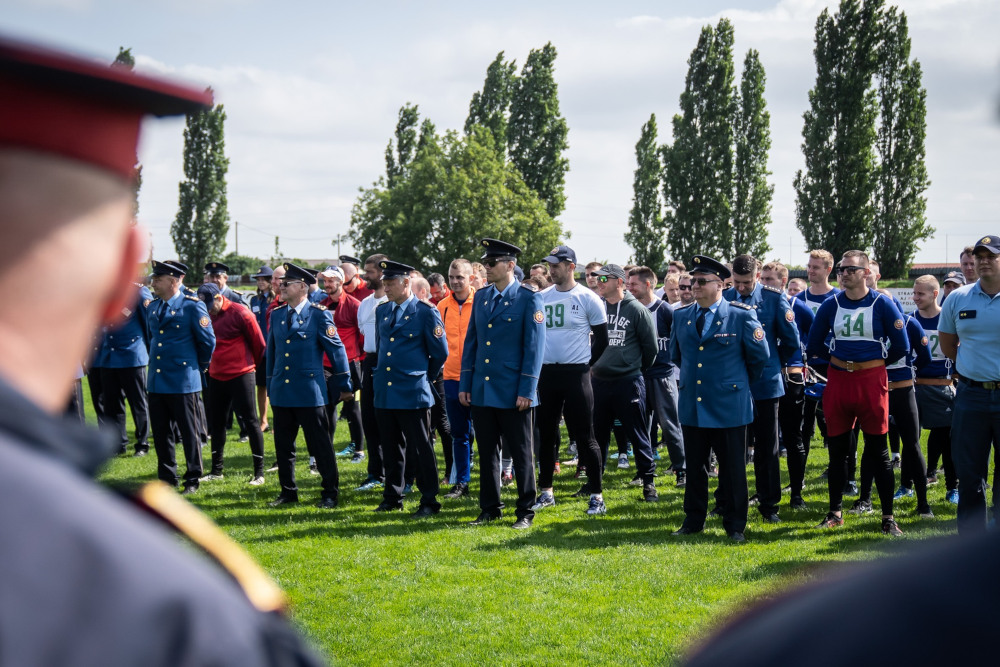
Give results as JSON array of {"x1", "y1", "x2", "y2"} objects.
[
  {"x1": 272, "y1": 405, "x2": 338, "y2": 502},
  {"x1": 536, "y1": 364, "x2": 601, "y2": 491},
  {"x1": 431, "y1": 375, "x2": 453, "y2": 480},
  {"x1": 86, "y1": 371, "x2": 105, "y2": 424},
  {"x1": 750, "y1": 397, "x2": 782, "y2": 516},
  {"x1": 378, "y1": 407, "x2": 440, "y2": 509},
  {"x1": 471, "y1": 405, "x2": 536, "y2": 520},
  {"x1": 207, "y1": 373, "x2": 265, "y2": 477},
  {"x1": 683, "y1": 424, "x2": 749, "y2": 534},
  {"x1": 592, "y1": 375, "x2": 656, "y2": 487},
  {"x1": 100, "y1": 366, "x2": 149, "y2": 453},
  {"x1": 149, "y1": 392, "x2": 203, "y2": 488},
  {"x1": 360, "y1": 355, "x2": 383, "y2": 481},
  {"x1": 870, "y1": 385, "x2": 928, "y2": 511},
  {"x1": 324, "y1": 362, "x2": 363, "y2": 449},
  {"x1": 779, "y1": 375, "x2": 807, "y2": 502}
]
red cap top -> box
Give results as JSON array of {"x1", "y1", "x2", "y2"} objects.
[{"x1": 0, "y1": 35, "x2": 213, "y2": 180}]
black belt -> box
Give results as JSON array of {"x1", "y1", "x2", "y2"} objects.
[{"x1": 961, "y1": 378, "x2": 1000, "y2": 390}]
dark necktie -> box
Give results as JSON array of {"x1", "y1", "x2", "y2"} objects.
[
  {"x1": 158, "y1": 301, "x2": 168, "y2": 320},
  {"x1": 696, "y1": 307, "x2": 709, "y2": 336},
  {"x1": 287, "y1": 308, "x2": 295, "y2": 328},
  {"x1": 491, "y1": 291, "x2": 503, "y2": 312},
  {"x1": 741, "y1": 294, "x2": 751, "y2": 303},
  {"x1": 389, "y1": 306, "x2": 398, "y2": 327}
]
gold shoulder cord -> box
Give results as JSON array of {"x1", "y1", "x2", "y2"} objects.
[{"x1": 136, "y1": 481, "x2": 288, "y2": 613}]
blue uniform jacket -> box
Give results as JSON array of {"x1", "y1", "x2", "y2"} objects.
[
  {"x1": 266, "y1": 301, "x2": 351, "y2": 408},
  {"x1": 373, "y1": 296, "x2": 449, "y2": 410},
  {"x1": 92, "y1": 285, "x2": 152, "y2": 369},
  {"x1": 146, "y1": 291, "x2": 216, "y2": 394},
  {"x1": 723, "y1": 283, "x2": 801, "y2": 400},
  {"x1": 459, "y1": 281, "x2": 545, "y2": 408},
  {"x1": 249, "y1": 292, "x2": 273, "y2": 339},
  {"x1": 669, "y1": 299, "x2": 770, "y2": 428}
]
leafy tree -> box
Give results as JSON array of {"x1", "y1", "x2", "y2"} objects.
[
  {"x1": 385, "y1": 103, "x2": 420, "y2": 187},
  {"x1": 794, "y1": 0, "x2": 883, "y2": 260},
  {"x1": 625, "y1": 114, "x2": 667, "y2": 273},
  {"x1": 662, "y1": 19, "x2": 738, "y2": 262},
  {"x1": 465, "y1": 52, "x2": 518, "y2": 158},
  {"x1": 732, "y1": 49, "x2": 773, "y2": 259},
  {"x1": 351, "y1": 127, "x2": 562, "y2": 274},
  {"x1": 112, "y1": 47, "x2": 135, "y2": 69},
  {"x1": 871, "y1": 7, "x2": 931, "y2": 278},
  {"x1": 507, "y1": 42, "x2": 569, "y2": 219},
  {"x1": 220, "y1": 251, "x2": 266, "y2": 279},
  {"x1": 171, "y1": 98, "x2": 230, "y2": 274}
]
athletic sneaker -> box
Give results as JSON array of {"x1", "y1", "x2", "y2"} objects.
[
  {"x1": 844, "y1": 481, "x2": 859, "y2": 496},
  {"x1": 350, "y1": 451, "x2": 365, "y2": 464},
  {"x1": 675, "y1": 470, "x2": 687, "y2": 488},
  {"x1": 336, "y1": 445, "x2": 355, "y2": 457},
  {"x1": 946, "y1": 489, "x2": 959, "y2": 504},
  {"x1": 627, "y1": 444, "x2": 634, "y2": 458},
  {"x1": 748, "y1": 493, "x2": 760, "y2": 507},
  {"x1": 848, "y1": 499, "x2": 873, "y2": 514},
  {"x1": 891, "y1": 455, "x2": 901, "y2": 470},
  {"x1": 926, "y1": 473, "x2": 939, "y2": 486},
  {"x1": 629, "y1": 475, "x2": 644, "y2": 486},
  {"x1": 617, "y1": 454, "x2": 629, "y2": 470},
  {"x1": 501, "y1": 471, "x2": 514, "y2": 487},
  {"x1": 586, "y1": 496, "x2": 607, "y2": 516},
  {"x1": 917, "y1": 508, "x2": 935, "y2": 519},
  {"x1": 882, "y1": 517, "x2": 904, "y2": 536},
  {"x1": 309, "y1": 463, "x2": 319, "y2": 476},
  {"x1": 817, "y1": 512, "x2": 845, "y2": 528},
  {"x1": 789, "y1": 497, "x2": 807, "y2": 511},
  {"x1": 653, "y1": 449, "x2": 661, "y2": 461},
  {"x1": 199, "y1": 473, "x2": 224, "y2": 482},
  {"x1": 530, "y1": 491, "x2": 556, "y2": 510},
  {"x1": 574, "y1": 465, "x2": 587, "y2": 479},
  {"x1": 567, "y1": 441, "x2": 578, "y2": 458},
  {"x1": 266, "y1": 461, "x2": 279, "y2": 472},
  {"x1": 248, "y1": 476, "x2": 265, "y2": 486},
  {"x1": 238, "y1": 436, "x2": 249, "y2": 443},
  {"x1": 893, "y1": 486, "x2": 914, "y2": 500},
  {"x1": 642, "y1": 483, "x2": 658, "y2": 502},
  {"x1": 355, "y1": 477, "x2": 384, "y2": 492},
  {"x1": 562, "y1": 457, "x2": 579, "y2": 467}
]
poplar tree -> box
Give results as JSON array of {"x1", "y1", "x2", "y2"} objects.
[
  {"x1": 732, "y1": 49, "x2": 773, "y2": 259},
  {"x1": 465, "y1": 52, "x2": 517, "y2": 158},
  {"x1": 507, "y1": 42, "x2": 569, "y2": 219},
  {"x1": 385, "y1": 103, "x2": 420, "y2": 188},
  {"x1": 171, "y1": 98, "x2": 230, "y2": 273},
  {"x1": 625, "y1": 114, "x2": 666, "y2": 272}
]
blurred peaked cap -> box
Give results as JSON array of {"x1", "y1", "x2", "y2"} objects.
[
  {"x1": 251, "y1": 266, "x2": 273, "y2": 279},
  {"x1": 163, "y1": 259, "x2": 188, "y2": 274},
  {"x1": 338, "y1": 255, "x2": 362, "y2": 266},
  {"x1": 379, "y1": 260, "x2": 413, "y2": 280},
  {"x1": 943, "y1": 271, "x2": 966, "y2": 285},
  {"x1": 480, "y1": 238, "x2": 521, "y2": 259},
  {"x1": 973, "y1": 234, "x2": 1000, "y2": 255},
  {"x1": 150, "y1": 260, "x2": 184, "y2": 278},
  {"x1": 594, "y1": 264, "x2": 626, "y2": 281},
  {"x1": 0, "y1": 34, "x2": 212, "y2": 180},
  {"x1": 689, "y1": 255, "x2": 731, "y2": 279},
  {"x1": 204, "y1": 262, "x2": 229, "y2": 274},
  {"x1": 196, "y1": 283, "x2": 220, "y2": 305},
  {"x1": 282, "y1": 263, "x2": 316, "y2": 285}
]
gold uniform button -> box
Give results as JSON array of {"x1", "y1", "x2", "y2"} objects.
[
  {"x1": 485, "y1": 376, "x2": 490, "y2": 381},
  {"x1": 390, "y1": 337, "x2": 395, "y2": 342},
  {"x1": 486, "y1": 341, "x2": 491, "y2": 346},
  {"x1": 159, "y1": 330, "x2": 163, "y2": 334},
  {"x1": 157, "y1": 343, "x2": 162, "y2": 347},
  {"x1": 156, "y1": 356, "x2": 161, "y2": 360},
  {"x1": 387, "y1": 352, "x2": 392, "y2": 356},
  {"x1": 286, "y1": 339, "x2": 290, "y2": 344},
  {"x1": 386, "y1": 367, "x2": 391, "y2": 371},
  {"x1": 488, "y1": 324, "x2": 492, "y2": 328},
  {"x1": 697, "y1": 397, "x2": 702, "y2": 402},
  {"x1": 285, "y1": 353, "x2": 289, "y2": 357},
  {"x1": 285, "y1": 379, "x2": 290, "y2": 383},
  {"x1": 485, "y1": 359, "x2": 490, "y2": 363},
  {"x1": 156, "y1": 369, "x2": 161, "y2": 373},
  {"x1": 697, "y1": 380, "x2": 701, "y2": 384},
  {"x1": 387, "y1": 382, "x2": 392, "y2": 386},
  {"x1": 698, "y1": 363, "x2": 703, "y2": 368},
  {"x1": 699, "y1": 346, "x2": 704, "y2": 351},
  {"x1": 183, "y1": 362, "x2": 187, "y2": 365},
  {"x1": 285, "y1": 366, "x2": 289, "y2": 370}
]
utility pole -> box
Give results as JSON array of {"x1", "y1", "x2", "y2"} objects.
[{"x1": 332, "y1": 233, "x2": 346, "y2": 259}]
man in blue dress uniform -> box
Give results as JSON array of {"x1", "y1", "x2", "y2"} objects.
[
  {"x1": 94, "y1": 283, "x2": 152, "y2": 455},
  {"x1": 372, "y1": 260, "x2": 449, "y2": 516},
  {"x1": 670, "y1": 255, "x2": 769, "y2": 542},
  {"x1": 723, "y1": 254, "x2": 800, "y2": 522},
  {"x1": 147, "y1": 260, "x2": 217, "y2": 493},
  {"x1": 266, "y1": 262, "x2": 353, "y2": 509},
  {"x1": 460, "y1": 238, "x2": 546, "y2": 529},
  {"x1": 204, "y1": 261, "x2": 247, "y2": 306}
]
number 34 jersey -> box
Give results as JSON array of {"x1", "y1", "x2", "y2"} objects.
[
  {"x1": 807, "y1": 290, "x2": 909, "y2": 367},
  {"x1": 538, "y1": 284, "x2": 606, "y2": 365}
]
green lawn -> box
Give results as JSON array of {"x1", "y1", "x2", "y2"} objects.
[{"x1": 89, "y1": 386, "x2": 957, "y2": 666}]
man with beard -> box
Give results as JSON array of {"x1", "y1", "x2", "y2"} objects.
[{"x1": 355, "y1": 253, "x2": 389, "y2": 491}]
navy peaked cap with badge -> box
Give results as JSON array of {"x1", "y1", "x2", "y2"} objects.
[
  {"x1": 973, "y1": 234, "x2": 1000, "y2": 254},
  {"x1": 595, "y1": 264, "x2": 626, "y2": 281},
  {"x1": 204, "y1": 262, "x2": 229, "y2": 275},
  {"x1": 943, "y1": 271, "x2": 966, "y2": 286},
  {"x1": 480, "y1": 238, "x2": 522, "y2": 259},
  {"x1": 151, "y1": 260, "x2": 184, "y2": 278},
  {"x1": 689, "y1": 255, "x2": 731, "y2": 280},
  {"x1": 251, "y1": 266, "x2": 273, "y2": 279},
  {"x1": 379, "y1": 260, "x2": 414, "y2": 280},
  {"x1": 283, "y1": 262, "x2": 316, "y2": 285},
  {"x1": 543, "y1": 245, "x2": 576, "y2": 264},
  {"x1": 339, "y1": 255, "x2": 362, "y2": 266}
]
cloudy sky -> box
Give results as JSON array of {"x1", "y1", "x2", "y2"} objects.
[{"x1": 4, "y1": 0, "x2": 999, "y2": 268}]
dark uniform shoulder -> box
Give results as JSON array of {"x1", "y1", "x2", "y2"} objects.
[
  {"x1": 729, "y1": 300, "x2": 753, "y2": 311},
  {"x1": 272, "y1": 302, "x2": 288, "y2": 311},
  {"x1": 416, "y1": 299, "x2": 436, "y2": 311},
  {"x1": 518, "y1": 284, "x2": 536, "y2": 293},
  {"x1": 185, "y1": 295, "x2": 199, "y2": 302},
  {"x1": 761, "y1": 284, "x2": 783, "y2": 296},
  {"x1": 310, "y1": 303, "x2": 327, "y2": 311}
]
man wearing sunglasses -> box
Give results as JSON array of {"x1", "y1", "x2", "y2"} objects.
[
  {"x1": 677, "y1": 273, "x2": 696, "y2": 307},
  {"x1": 459, "y1": 238, "x2": 545, "y2": 529},
  {"x1": 266, "y1": 263, "x2": 353, "y2": 509},
  {"x1": 807, "y1": 251, "x2": 909, "y2": 535},
  {"x1": 723, "y1": 255, "x2": 801, "y2": 523},
  {"x1": 670, "y1": 256, "x2": 769, "y2": 542}
]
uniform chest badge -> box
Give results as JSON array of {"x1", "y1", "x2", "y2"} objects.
[
  {"x1": 753, "y1": 327, "x2": 764, "y2": 342},
  {"x1": 894, "y1": 319, "x2": 904, "y2": 330},
  {"x1": 199, "y1": 316, "x2": 210, "y2": 328},
  {"x1": 785, "y1": 309, "x2": 795, "y2": 323},
  {"x1": 326, "y1": 325, "x2": 337, "y2": 337},
  {"x1": 434, "y1": 325, "x2": 444, "y2": 338},
  {"x1": 534, "y1": 310, "x2": 545, "y2": 323},
  {"x1": 143, "y1": 299, "x2": 151, "y2": 308}
]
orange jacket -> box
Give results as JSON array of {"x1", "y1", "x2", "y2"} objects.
[{"x1": 437, "y1": 288, "x2": 475, "y2": 381}]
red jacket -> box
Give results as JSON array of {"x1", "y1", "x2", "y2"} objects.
[
  {"x1": 208, "y1": 297, "x2": 266, "y2": 381},
  {"x1": 321, "y1": 292, "x2": 362, "y2": 364},
  {"x1": 345, "y1": 280, "x2": 372, "y2": 303}
]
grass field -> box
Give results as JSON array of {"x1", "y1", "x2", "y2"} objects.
[{"x1": 89, "y1": 387, "x2": 958, "y2": 666}]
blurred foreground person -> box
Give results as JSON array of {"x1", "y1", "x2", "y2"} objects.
[{"x1": 0, "y1": 37, "x2": 323, "y2": 665}]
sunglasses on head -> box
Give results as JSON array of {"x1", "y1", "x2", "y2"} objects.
[
  {"x1": 836, "y1": 266, "x2": 865, "y2": 275},
  {"x1": 484, "y1": 257, "x2": 512, "y2": 268}
]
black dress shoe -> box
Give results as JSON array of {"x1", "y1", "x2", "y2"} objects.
[
  {"x1": 707, "y1": 506, "x2": 723, "y2": 518},
  {"x1": 672, "y1": 525, "x2": 703, "y2": 536},
  {"x1": 762, "y1": 513, "x2": 781, "y2": 523},
  {"x1": 316, "y1": 497, "x2": 338, "y2": 509},
  {"x1": 180, "y1": 485, "x2": 198, "y2": 496},
  {"x1": 268, "y1": 495, "x2": 298, "y2": 507},
  {"x1": 512, "y1": 516, "x2": 533, "y2": 530},
  {"x1": 469, "y1": 511, "x2": 501, "y2": 525},
  {"x1": 443, "y1": 483, "x2": 469, "y2": 499},
  {"x1": 412, "y1": 505, "x2": 440, "y2": 518},
  {"x1": 727, "y1": 531, "x2": 746, "y2": 542},
  {"x1": 375, "y1": 501, "x2": 404, "y2": 512}
]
